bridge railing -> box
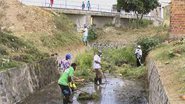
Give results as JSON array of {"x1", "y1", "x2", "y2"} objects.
[
  {"x1": 19, "y1": 0, "x2": 113, "y2": 12},
  {"x1": 19, "y1": 0, "x2": 162, "y2": 20}
]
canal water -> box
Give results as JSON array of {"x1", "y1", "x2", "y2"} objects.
[{"x1": 18, "y1": 74, "x2": 148, "y2": 104}]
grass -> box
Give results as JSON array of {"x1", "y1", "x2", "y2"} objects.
[
  {"x1": 96, "y1": 25, "x2": 169, "y2": 46},
  {"x1": 102, "y1": 46, "x2": 136, "y2": 67},
  {"x1": 75, "y1": 50, "x2": 94, "y2": 82},
  {"x1": 116, "y1": 65, "x2": 146, "y2": 79},
  {"x1": 149, "y1": 40, "x2": 185, "y2": 98},
  {"x1": 74, "y1": 46, "x2": 146, "y2": 81},
  {"x1": 41, "y1": 14, "x2": 81, "y2": 48},
  {"x1": 0, "y1": 59, "x2": 21, "y2": 70},
  {"x1": 0, "y1": 31, "x2": 50, "y2": 69},
  {"x1": 0, "y1": 13, "x2": 82, "y2": 70},
  {"x1": 101, "y1": 46, "x2": 147, "y2": 79}
]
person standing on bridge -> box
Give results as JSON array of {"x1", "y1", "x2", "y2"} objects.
[
  {"x1": 135, "y1": 45, "x2": 142, "y2": 67},
  {"x1": 58, "y1": 63, "x2": 77, "y2": 104},
  {"x1": 50, "y1": 0, "x2": 54, "y2": 8},
  {"x1": 82, "y1": 1, "x2": 85, "y2": 10},
  {"x1": 87, "y1": 0, "x2": 91, "y2": 10}
]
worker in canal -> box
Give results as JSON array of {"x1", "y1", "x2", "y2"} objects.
[
  {"x1": 135, "y1": 45, "x2": 142, "y2": 67},
  {"x1": 93, "y1": 50, "x2": 103, "y2": 85},
  {"x1": 58, "y1": 63, "x2": 77, "y2": 104}
]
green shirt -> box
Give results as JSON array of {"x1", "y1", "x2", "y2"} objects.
[{"x1": 58, "y1": 66, "x2": 74, "y2": 86}]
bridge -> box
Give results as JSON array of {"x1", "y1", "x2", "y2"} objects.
[{"x1": 20, "y1": 0, "x2": 163, "y2": 29}]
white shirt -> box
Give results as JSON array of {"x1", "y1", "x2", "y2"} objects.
[
  {"x1": 135, "y1": 48, "x2": 142, "y2": 59},
  {"x1": 93, "y1": 54, "x2": 101, "y2": 69},
  {"x1": 83, "y1": 28, "x2": 88, "y2": 37}
]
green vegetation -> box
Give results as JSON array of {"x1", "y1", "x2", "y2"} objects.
[
  {"x1": 149, "y1": 40, "x2": 185, "y2": 95},
  {"x1": 152, "y1": 41, "x2": 185, "y2": 61},
  {"x1": 117, "y1": 65, "x2": 146, "y2": 79},
  {"x1": 102, "y1": 47, "x2": 136, "y2": 66},
  {"x1": 101, "y1": 46, "x2": 147, "y2": 79},
  {"x1": 0, "y1": 31, "x2": 49, "y2": 69},
  {"x1": 117, "y1": 0, "x2": 159, "y2": 21},
  {"x1": 75, "y1": 50, "x2": 94, "y2": 81},
  {"x1": 88, "y1": 26, "x2": 97, "y2": 42},
  {"x1": 41, "y1": 14, "x2": 81, "y2": 48},
  {"x1": 0, "y1": 59, "x2": 21, "y2": 70},
  {"x1": 137, "y1": 30, "x2": 169, "y2": 60},
  {"x1": 74, "y1": 46, "x2": 147, "y2": 80},
  {"x1": 128, "y1": 19, "x2": 153, "y2": 28}
]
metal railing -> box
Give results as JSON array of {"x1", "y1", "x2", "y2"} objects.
[
  {"x1": 19, "y1": 0, "x2": 113, "y2": 12},
  {"x1": 19, "y1": 0, "x2": 161, "y2": 20}
]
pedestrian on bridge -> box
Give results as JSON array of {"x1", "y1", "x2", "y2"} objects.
[
  {"x1": 58, "y1": 63, "x2": 77, "y2": 104},
  {"x1": 82, "y1": 1, "x2": 85, "y2": 10},
  {"x1": 50, "y1": 0, "x2": 54, "y2": 8},
  {"x1": 87, "y1": 0, "x2": 91, "y2": 10}
]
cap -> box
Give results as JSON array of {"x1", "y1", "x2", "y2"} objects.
[
  {"x1": 66, "y1": 53, "x2": 72, "y2": 60},
  {"x1": 137, "y1": 45, "x2": 141, "y2": 48}
]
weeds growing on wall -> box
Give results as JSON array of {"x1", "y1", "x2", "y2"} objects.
[{"x1": 0, "y1": 31, "x2": 49, "y2": 69}]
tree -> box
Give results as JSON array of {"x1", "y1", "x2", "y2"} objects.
[{"x1": 117, "y1": 0, "x2": 159, "y2": 21}]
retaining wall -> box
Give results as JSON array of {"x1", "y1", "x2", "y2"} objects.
[
  {"x1": 0, "y1": 58, "x2": 59, "y2": 104},
  {"x1": 147, "y1": 58, "x2": 169, "y2": 104}
]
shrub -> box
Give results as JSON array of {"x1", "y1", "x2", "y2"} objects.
[
  {"x1": 103, "y1": 46, "x2": 136, "y2": 67},
  {"x1": 0, "y1": 46, "x2": 8, "y2": 55},
  {"x1": 128, "y1": 19, "x2": 153, "y2": 29},
  {"x1": 0, "y1": 59, "x2": 21, "y2": 70},
  {"x1": 120, "y1": 65, "x2": 146, "y2": 79},
  {"x1": 75, "y1": 51, "x2": 94, "y2": 81},
  {"x1": 76, "y1": 51, "x2": 93, "y2": 70},
  {"x1": 88, "y1": 27, "x2": 97, "y2": 42},
  {"x1": 104, "y1": 22, "x2": 114, "y2": 27},
  {"x1": 137, "y1": 37, "x2": 160, "y2": 59},
  {"x1": 0, "y1": 31, "x2": 26, "y2": 49}
]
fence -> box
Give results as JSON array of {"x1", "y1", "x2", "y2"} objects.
[
  {"x1": 19, "y1": 0, "x2": 113, "y2": 12},
  {"x1": 19, "y1": 0, "x2": 161, "y2": 20}
]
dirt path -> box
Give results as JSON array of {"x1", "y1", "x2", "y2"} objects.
[{"x1": 18, "y1": 74, "x2": 148, "y2": 104}]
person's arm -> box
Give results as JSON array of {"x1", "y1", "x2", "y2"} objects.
[
  {"x1": 95, "y1": 60, "x2": 101, "y2": 65},
  {"x1": 140, "y1": 50, "x2": 142, "y2": 56},
  {"x1": 94, "y1": 55, "x2": 101, "y2": 65},
  {"x1": 68, "y1": 68, "x2": 74, "y2": 83},
  {"x1": 74, "y1": 76, "x2": 85, "y2": 82}
]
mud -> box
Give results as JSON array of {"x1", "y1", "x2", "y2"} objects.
[{"x1": 18, "y1": 74, "x2": 148, "y2": 104}]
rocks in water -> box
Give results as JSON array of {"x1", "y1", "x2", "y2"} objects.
[
  {"x1": 90, "y1": 42, "x2": 125, "y2": 49},
  {"x1": 77, "y1": 92, "x2": 99, "y2": 101}
]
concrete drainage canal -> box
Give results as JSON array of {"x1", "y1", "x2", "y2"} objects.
[{"x1": 18, "y1": 73, "x2": 148, "y2": 104}]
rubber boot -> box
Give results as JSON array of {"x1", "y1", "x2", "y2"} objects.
[
  {"x1": 98, "y1": 78, "x2": 102, "y2": 85},
  {"x1": 94, "y1": 78, "x2": 98, "y2": 85}
]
